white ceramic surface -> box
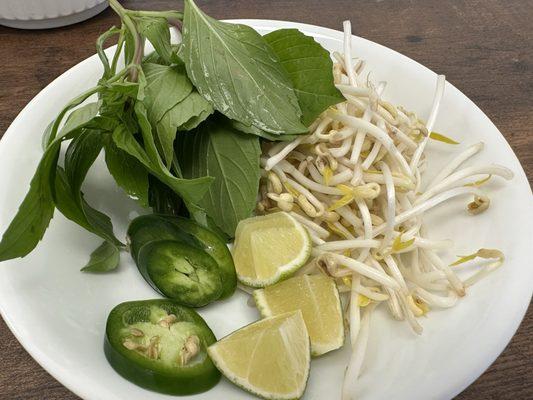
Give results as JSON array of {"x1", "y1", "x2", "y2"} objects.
[
  {"x1": 0, "y1": 0, "x2": 108, "y2": 29},
  {"x1": 0, "y1": 20, "x2": 532, "y2": 400}
]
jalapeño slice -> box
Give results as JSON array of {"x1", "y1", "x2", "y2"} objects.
[
  {"x1": 128, "y1": 214, "x2": 236, "y2": 299},
  {"x1": 104, "y1": 299, "x2": 220, "y2": 395},
  {"x1": 138, "y1": 240, "x2": 223, "y2": 307},
  {"x1": 169, "y1": 217, "x2": 236, "y2": 299},
  {"x1": 126, "y1": 214, "x2": 199, "y2": 263}
]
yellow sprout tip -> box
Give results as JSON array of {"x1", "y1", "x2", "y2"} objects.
[
  {"x1": 464, "y1": 175, "x2": 492, "y2": 187},
  {"x1": 429, "y1": 131, "x2": 460, "y2": 145}
]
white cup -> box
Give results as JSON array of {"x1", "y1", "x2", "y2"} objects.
[{"x1": 0, "y1": 0, "x2": 109, "y2": 29}]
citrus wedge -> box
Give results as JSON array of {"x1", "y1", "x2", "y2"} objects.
[
  {"x1": 254, "y1": 274, "x2": 344, "y2": 356},
  {"x1": 232, "y1": 212, "x2": 311, "y2": 287},
  {"x1": 207, "y1": 311, "x2": 311, "y2": 400}
]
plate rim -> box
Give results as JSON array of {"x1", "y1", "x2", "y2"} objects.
[{"x1": 0, "y1": 18, "x2": 531, "y2": 400}]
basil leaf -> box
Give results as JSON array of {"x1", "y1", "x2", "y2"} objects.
[
  {"x1": 144, "y1": 44, "x2": 180, "y2": 65},
  {"x1": 181, "y1": 0, "x2": 307, "y2": 135},
  {"x1": 0, "y1": 145, "x2": 58, "y2": 261},
  {"x1": 56, "y1": 168, "x2": 120, "y2": 247},
  {"x1": 102, "y1": 81, "x2": 139, "y2": 98},
  {"x1": 176, "y1": 92, "x2": 214, "y2": 131},
  {"x1": 65, "y1": 129, "x2": 103, "y2": 192},
  {"x1": 178, "y1": 108, "x2": 213, "y2": 131},
  {"x1": 54, "y1": 168, "x2": 92, "y2": 232},
  {"x1": 143, "y1": 63, "x2": 193, "y2": 124},
  {"x1": 134, "y1": 101, "x2": 169, "y2": 165},
  {"x1": 0, "y1": 116, "x2": 89, "y2": 261},
  {"x1": 264, "y1": 29, "x2": 344, "y2": 125},
  {"x1": 81, "y1": 241, "x2": 120, "y2": 273},
  {"x1": 63, "y1": 129, "x2": 122, "y2": 246},
  {"x1": 142, "y1": 63, "x2": 202, "y2": 164},
  {"x1": 58, "y1": 102, "x2": 100, "y2": 140},
  {"x1": 143, "y1": 51, "x2": 168, "y2": 65},
  {"x1": 43, "y1": 103, "x2": 101, "y2": 151},
  {"x1": 112, "y1": 111, "x2": 213, "y2": 206},
  {"x1": 105, "y1": 140, "x2": 149, "y2": 207},
  {"x1": 135, "y1": 102, "x2": 214, "y2": 204},
  {"x1": 83, "y1": 201, "x2": 121, "y2": 245},
  {"x1": 136, "y1": 16, "x2": 177, "y2": 65},
  {"x1": 112, "y1": 124, "x2": 150, "y2": 165},
  {"x1": 156, "y1": 90, "x2": 214, "y2": 165},
  {"x1": 176, "y1": 116, "x2": 261, "y2": 237},
  {"x1": 232, "y1": 120, "x2": 300, "y2": 142},
  {"x1": 41, "y1": 120, "x2": 54, "y2": 151},
  {"x1": 98, "y1": 87, "x2": 125, "y2": 117}
]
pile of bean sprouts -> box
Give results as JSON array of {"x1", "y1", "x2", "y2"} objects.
[{"x1": 256, "y1": 21, "x2": 514, "y2": 399}]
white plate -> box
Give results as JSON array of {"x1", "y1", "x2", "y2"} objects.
[{"x1": 0, "y1": 20, "x2": 531, "y2": 400}]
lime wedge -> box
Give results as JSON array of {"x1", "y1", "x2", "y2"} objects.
[
  {"x1": 254, "y1": 274, "x2": 344, "y2": 356},
  {"x1": 233, "y1": 212, "x2": 311, "y2": 287},
  {"x1": 207, "y1": 311, "x2": 311, "y2": 400}
]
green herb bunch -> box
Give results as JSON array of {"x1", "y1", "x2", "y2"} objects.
[{"x1": 0, "y1": 0, "x2": 342, "y2": 271}]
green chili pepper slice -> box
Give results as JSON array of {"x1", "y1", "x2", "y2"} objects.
[
  {"x1": 138, "y1": 240, "x2": 223, "y2": 307},
  {"x1": 128, "y1": 214, "x2": 236, "y2": 299},
  {"x1": 127, "y1": 214, "x2": 199, "y2": 263},
  {"x1": 168, "y1": 216, "x2": 236, "y2": 299},
  {"x1": 104, "y1": 299, "x2": 220, "y2": 395}
]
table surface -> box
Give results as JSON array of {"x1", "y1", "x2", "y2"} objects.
[{"x1": 0, "y1": 0, "x2": 531, "y2": 399}]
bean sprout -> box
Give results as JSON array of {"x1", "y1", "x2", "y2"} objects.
[
  {"x1": 342, "y1": 304, "x2": 375, "y2": 400},
  {"x1": 254, "y1": 20, "x2": 512, "y2": 399}
]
